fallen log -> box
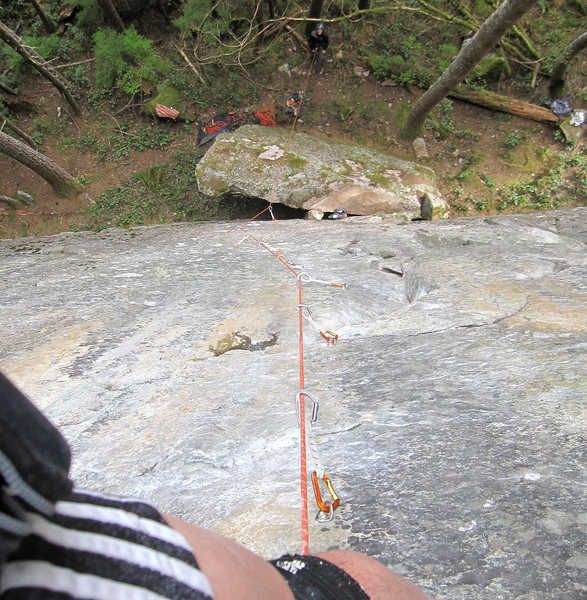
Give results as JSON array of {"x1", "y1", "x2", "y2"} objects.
[
  {"x1": 0, "y1": 80, "x2": 17, "y2": 95},
  {"x1": 449, "y1": 86, "x2": 559, "y2": 123},
  {"x1": 0, "y1": 195, "x2": 24, "y2": 209}
]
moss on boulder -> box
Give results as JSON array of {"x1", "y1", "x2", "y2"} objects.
[
  {"x1": 196, "y1": 125, "x2": 442, "y2": 219},
  {"x1": 145, "y1": 82, "x2": 197, "y2": 122}
]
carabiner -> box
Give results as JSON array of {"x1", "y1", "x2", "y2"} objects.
[
  {"x1": 297, "y1": 304, "x2": 312, "y2": 320},
  {"x1": 312, "y1": 471, "x2": 340, "y2": 516},
  {"x1": 295, "y1": 390, "x2": 319, "y2": 425}
]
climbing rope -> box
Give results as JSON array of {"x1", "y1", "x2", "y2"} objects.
[
  {"x1": 241, "y1": 56, "x2": 315, "y2": 227},
  {"x1": 254, "y1": 105, "x2": 276, "y2": 127},
  {"x1": 229, "y1": 53, "x2": 343, "y2": 554}
]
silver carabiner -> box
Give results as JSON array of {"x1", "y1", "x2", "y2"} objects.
[
  {"x1": 315, "y1": 502, "x2": 334, "y2": 522},
  {"x1": 295, "y1": 390, "x2": 319, "y2": 425},
  {"x1": 297, "y1": 304, "x2": 312, "y2": 321}
]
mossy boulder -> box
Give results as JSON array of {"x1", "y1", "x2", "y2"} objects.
[
  {"x1": 195, "y1": 124, "x2": 442, "y2": 219},
  {"x1": 468, "y1": 53, "x2": 511, "y2": 82},
  {"x1": 145, "y1": 82, "x2": 197, "y2": 122}
]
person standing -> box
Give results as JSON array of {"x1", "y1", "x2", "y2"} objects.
[{"x1": 308, "y1": 22, "x2": 329, "y2": 74}]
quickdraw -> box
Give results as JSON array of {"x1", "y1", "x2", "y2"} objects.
[
  {"x1": 298, "y1": 304, "x2": 338, "y2": 346},
  {"x1": 297, "y1": 390, "x2": 340, "y2": 521},
  {"x1": 298, "y1": 272, "x2": 347, "y2": 289},
  {"x1": 319, "y1": 329, "x2": 338, "y2": 345},
  {"x1": 312, "y1": 471, "x2": 340, "y2": 521}
]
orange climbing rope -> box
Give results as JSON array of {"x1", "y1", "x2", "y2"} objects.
[
  {"x1": 232, "y1": 54, "x2": 342, "y2": 555},
  {"x1": 254, "y1": 105, "x2": 276, "y2": 127},
  {"x1": 242, "y1": 60, "x2": 315, "y2": 227}
]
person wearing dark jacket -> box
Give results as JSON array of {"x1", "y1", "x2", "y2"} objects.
[{"x1": 308, "y1": 23, "x2": 329, "y2": 74}]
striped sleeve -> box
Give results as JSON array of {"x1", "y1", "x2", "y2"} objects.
[{"x1": 1, "y1": 489, "x2": 214, "y2": 600}]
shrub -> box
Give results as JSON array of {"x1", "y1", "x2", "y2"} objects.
[{"x1": 93, "y1": 27, "x2": 170, "y2": 95}]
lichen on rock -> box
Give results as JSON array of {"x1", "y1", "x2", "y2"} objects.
[{"x1": 195, "y1": 124, "x2": 443, "y2": 219}]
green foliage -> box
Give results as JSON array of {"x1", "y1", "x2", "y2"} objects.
[
  {"x1": 29, "y1": 34, "x2": 60, "y2": 60},
  {"x1": 503, "y1": 130, "x2": 526, "y2": 148},
  {"x1": 496, "y1": 152, "x2": 587, "y2": 211},
  {"x1": 93, "y1": 27, "x2": 170, "y2": 95},
  {"x1": 426, "y1": 99, "x2": 456, "y2": 139},
  {"x1": 370, "y1": 55, "x2": 404, "y2": 80},
  {"x1": 64, "y1": 65, "x2": 91, "y2": 89},
  {"x1": 168, "y1": 70, "x2": 206, "y2": 106},
  {"x1": 70, "y1": 0, "x2": 102, "y2": 39},
  {"x1": 0, "y1": 45, "x2": 22, "y2": 89},
  {"x1": 334, "y1": 100, "x2": 356, "y2": 121},
  {"x1": 174, "y1": 0, "x2": 231, "y2": 44},
  {"x1": 286, "y1": 155, "x2": 307, "y2": 169},
  {"x1": 481, "y1": 174, "x2": 495, "y2": 188},
  {"x1": 31, "y1": 116, "x2": 67, "y2": 145},
  {"x1": 436, "y1": 45, "x2": 455, "y2": 72},
  {"x1": 366, "y1": 54, "x2": 430, "y2": 88},
  {"x1": 456, "y1": 129, "x2": 481, "y2": 141},
  {"x1": 0, "y1": 0, "x2": 31, "y2": 20},
  {"x1": 88, "y1": 150, "x2": 221, "y2": 230},
  {"x1": 107, "y1": 125, "x2": 175, "y2": 161}
]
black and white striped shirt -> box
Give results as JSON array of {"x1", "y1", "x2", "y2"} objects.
[
  {"x1": 1, "y1": 489, "x2": 214, "y2": 600},
  {"x1": 0, "y1": 371, "x2": 214, "y2": 600}
]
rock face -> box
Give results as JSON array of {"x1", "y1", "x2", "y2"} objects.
[
  {"x1": 0, "y1": 208, "x2": 585, "y2": 600},
  {"x1": 196, "y1": 124, "x2": 441, "y2": 219}
]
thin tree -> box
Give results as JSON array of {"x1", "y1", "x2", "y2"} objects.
[
  {"x1": 97, "y1": 0, "x2": 125, "y2": 32},
  {"x1": 0, "y1": 21, "x2": 81, "y2": 115},
  {"x1": 0, "y1": 131, "x2": 83, "y2": 198},
  {"x1": 549, "y1": 31, "x2": 587, "y2": 98},
  {"x1": 255, "y1": 0, "x2": 265, "y2": 44},
  {"x1": 266, "y1": 0, "x2": 275, "y2": 20},
  {"x1": 306, "y1": 0, "x2": 323, "y2": 38},
  {"x1": 1, "y1": 116, "x2": 36, "y2": 146},
  {"x1": 402, "y1": 0, "x2": 540, "y2": 140},
  {"x1": 28, "y1": 0, "x2": 56, "y2": 33}
]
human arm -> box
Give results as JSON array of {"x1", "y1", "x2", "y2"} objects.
[{"x1": 165, "y1": 516, "x2": 437, "y2": 600}]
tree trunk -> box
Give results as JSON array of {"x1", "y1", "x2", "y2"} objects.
[
  {"x1": 0, "y1": 21, "x2": 81, "y2": 116},
  {"x1": 0, "y1": 131, "x2": 83, "y2": 198},
  {"x1": 402, "y1": 0, "x2": 540, "y2": 140},
  {"x1": 28, "y1": 0, "x2": 56, "y2": 33},
  {"x1": 255, "y1": 0, "x2": 265, "y2": 44},
  {"x1": 449, "y1": 86, "x2": 559, "y2": 123},
  {"x1": 549, "y1": 31, "x2": 587, "y2": 98},
  {"x1": 0, "y1": 80, "x2": 18, "y2": 95},
  {"x1": 266, "y1": 0, "x2": 275, "y2": 20},
  {"x1": 1, "y1": 117, "x2": 37, "y2": 146},
  {"x1": 97, "y1": 0, "x2": 125, "y2": 32},
  {"x1": 306, "y1": 0, "x2": 323, "y2": 38},
  {"x1": 155, "y1": 0, "x2": 171, "y2": 26}
]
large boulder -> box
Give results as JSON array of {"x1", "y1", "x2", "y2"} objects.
[{"x1": 195, "y1": 124, "x2": 442, "y2": 219}]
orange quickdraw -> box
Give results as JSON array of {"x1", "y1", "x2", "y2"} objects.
[
  {"x1": 312, "y1": 471, "x2": 340, "y2": 518},
  {"x1": 319, "y1": 330, "x2": 338, "y2": 345}
]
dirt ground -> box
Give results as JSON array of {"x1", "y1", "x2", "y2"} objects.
[{"x1": 0, "y1": 54, "x2": 580, "y2": 239}]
